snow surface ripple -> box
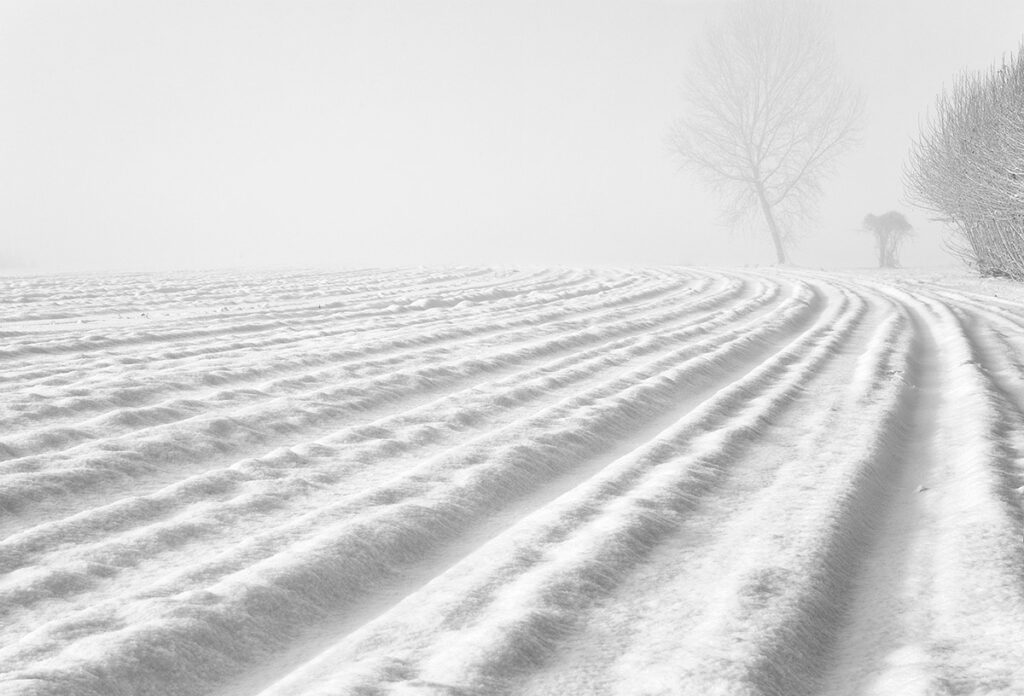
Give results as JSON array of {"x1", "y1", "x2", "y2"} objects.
[{"x1": 1, "y1": 267, "x2": 1022, "y2": 696}]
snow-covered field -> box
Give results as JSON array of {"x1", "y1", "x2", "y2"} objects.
[{"x1": 2, "y1": 267, "x2": 1023, "y2": 696}]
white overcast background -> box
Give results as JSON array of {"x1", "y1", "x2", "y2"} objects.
[{"x1": 2, "y1": 0, "x2": 1023, "y2": 271}]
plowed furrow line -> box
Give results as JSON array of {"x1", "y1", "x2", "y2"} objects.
[
  {"x1": 0, "y1": 279, "x2": 825, "y2": 696},
  {"x1": 922, "y1": 282, "x2": 1024, "y2": 317},
  {"x1": 927, "y1": 287, "x2": 1024, "y2": 334},
  {"x1": 8, "y1": 270, "x2": 1020, "y2": 696},
  {"x1": 0, "y1": 275, "x2": 785, "y2": 547},
  {"x1": 0, "y1": 273, "x2": 697, "y2": 420},
  {"x1": 912, "y1": 294, "x2": 1024, "y2": 695},
  {"x1": 0, "y1": 275, "x2": 792, "y2": 595},
  {"x1": 220, "y1": 279, "x2": 871, "y2": 696},
  {"x1": 0, "y1": 267, "x2": 547, "y2": 332},
  {"x1": 0, "y1": 267, "x2": 499, "y2": 331},
  {"x1": 0, "y1": 268, "x2": 563, "y2": 375},
  {"x1": 0, "y1": 277, "x2": 771, "y2": 531},
  {"x1": 509, "y1": 294, "x2": 903, "y2": 696},
  {"x1": 0, "y1": 267, "x2": 603, "y2": 364},
  {"x1": 0, "y1": 271, "x2": 675, "y2": 414},
  {"x1": 820, "y1": 282, "x2": 1024, "y2": 695},
  {"x1": 0, "y1": 269, "x2": 587, "y2": 385},
  {"x1": 0, "y1": 267, "x2": 465, "y2": 321},
  {"x1": 0, "y1": 274, "x2": 707, "y2": 437}
]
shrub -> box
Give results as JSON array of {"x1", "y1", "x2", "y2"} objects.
[{"x1": 905, "y1": 46, "x2": 1024, "y2": 279}]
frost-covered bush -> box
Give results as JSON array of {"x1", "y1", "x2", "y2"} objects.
[{"x1": 906, "y1": 46, "x2": 1024, "y2": 279}]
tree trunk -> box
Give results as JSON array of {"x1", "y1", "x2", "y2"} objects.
[
  {"x1": 878, "y1": 232, "x2": 887, "y2": 268},
  {"x1": 754, "y1": 183, "x2": 787, "y2": 264}
]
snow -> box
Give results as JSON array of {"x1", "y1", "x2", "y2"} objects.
[{"x1": 1, "y1": 267, "x2": 1023, "y2": 695}]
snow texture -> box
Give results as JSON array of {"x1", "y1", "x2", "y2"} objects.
[{"x1": 1, "y1": 267, "x2": 1022, "y2": 695}]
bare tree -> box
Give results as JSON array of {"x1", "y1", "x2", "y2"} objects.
[
  {"x1": 671, "y1": 0, "x2": 862, "y2": 264},
  {"x1": 905, "y1": 46, "x2": 1024, "y2": 279},
  {"x1": 862, "y1": 211, "x2": 913, "y2": 268}
]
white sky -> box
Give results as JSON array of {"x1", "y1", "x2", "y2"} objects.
[{"x1": 2, "y1": 0, "x2": 1022, "y2": 271}]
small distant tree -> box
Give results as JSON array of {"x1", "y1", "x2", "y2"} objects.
[
  {"x1": 862, "y1": 211, "x2": 913, "y2": 268},
  {"x1": 671, "y1": 0, "x2": 862, "y2": 264}
]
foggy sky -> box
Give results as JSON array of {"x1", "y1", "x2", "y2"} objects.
[{"x1": 2, "y1": 0, "x2": 1023, "y2": 272}]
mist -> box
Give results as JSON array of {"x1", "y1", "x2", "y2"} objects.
[{"x1": 2, "y1": 0, "x2": 1022, "y2": 272}]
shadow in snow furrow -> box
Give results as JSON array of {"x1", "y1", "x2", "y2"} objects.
[
  {"x1": 0, "y1": 268, "x2": 565, "y2": 391},
  {"x1": 0, "y1": 267, "x2": 594, "y2": 358},
  {"x1": 0, "y1": 273, "x2": 703, "y2": 447},
  {"x1": 0, "y1": 274, "x2": 790, "y2": 643},
  {"x1": 0, "y1": 268, "x2": 583, "y2": 393},
  {"x1": 924, "y1": 283, "x2": 1024, "y2": 317},
  {"x1": 849, "y1": 283, "x2": 1024, "y2": 695},
  {"x1": 216, "y1": 285, "x2": 843, "y2": 696},
  {"x1": 0, "y1": 266, "x2": 486, "y2": 325},
  {"x1": 0, "y1": 266, "x2": 536, "y2": 341},
  {"x1": 0, "y1": 273, "x2": 693, "y2": 430},
  {"x1": 504, "y1": 276, "x2": 906, "y2": 696},
  {"x1": 933, "y1": 290, "x2": 1024, "y2": 337},
  {"x1": 0, "y1": 267, "x2": 466, "y2": 323},
  {"x1": 0, "y1": 276, "x2": 720, "y2": 456},
  {"x1": 0, "y1": 274, "x2": 782, "y2": 566},
  {"x1": 626, "y1": 304, "x2": 910, "y2": 696},
  {"x1": 0, "y1": 279, "x2": 820, "y2": 696},
  {"x1": 814, "y1": 289, "x2": 950, "y2": 696},
  {"x1": 235, "y1": 279, "x2": 865, "y2": 696},
  {"x1": 0, "y1": 275, "x2": 751, "y2": 536},
  {"x1": 948, "y1": 309, "x2": 1024, "y2": 489},
  {"x1": 890, "y1": 289, "x2": 1024, "y2": 532},
  {"x1": 0, "y1": 273, "x2": 675, "y2": 419},
  {"x1": 515, "y1": 292, "x2": 898, "y2": 696}
]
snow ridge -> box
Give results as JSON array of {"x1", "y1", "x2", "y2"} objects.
[{"x1": 1, "y1": 268, "x2": 1022, "y2": 696}]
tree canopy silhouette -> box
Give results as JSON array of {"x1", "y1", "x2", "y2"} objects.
[
  {"x1": 863, "y1": 211, "x2": 913, "y2": 268},
  {"x1": 672, "y1": 0, "x2": 861, "y2": 264}
]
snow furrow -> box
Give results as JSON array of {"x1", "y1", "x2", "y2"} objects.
[
  {"x1": 2, "y1": 268, "x2": 1021, "y2": 696},
  {"x1": 0, "y1": 274, "x2": 774, "y2": 530},
  {"x1": 0, "y1": 273, "x2": 702, "y2": 430},
  {"x1": 819, "y1": 281, "x2": 1024, "y2": 695},
  {"x1": 0, "y1": 269, "x2": 620, "y2": 393},
  {"x1": 0, "y1": 275, "x2": 787, "y2": 582},
  {"x1": 0, "y1": 276, "x2": 822, "y2": 695},
  {"x1": 0, "y1": 274, "x2": 698, "y2": 451},
  {"x1": 233, "y1": 279, "x2": 868, "y2": 695},
  {"x1": 0, "y1": 276, "x2": 805, "y2": 647}
]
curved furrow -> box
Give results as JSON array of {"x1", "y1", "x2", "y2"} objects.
[
  {"x1": 0, "y1": 274, "x2": 793, "y2": 593},
  {"x1": 0, "y1": 275, "x2": 717, "y2": 439},
  {"x1": 0, "y1": 267, "x2": 544, "y2": 329},
  {"x1": 0, "y1": 267, "x2": 567, "y2": 387},
  {"x1": 925, "y1": 285, "x2": 1024, "y2": 335},
  {"x1": 5, "y1": 269, "x2": 1021, "y2": 696},
  {"x1": 952, "y1": 310, "x2": 1024, "y2": 429},
  {"x1": 0, "y1": 274, "x2": 768, "y2": 529},
  {"x1": 209, "y1": 277, "x2": 873, "y2": 696},
  {"x1": 0, "y1": 270, "x2": 658, "y2": 426},
  {"x1": 501, "y1": 278, "x2": 908, "y2": 696},
  {"x1": 0, "y1": 267, "x2": 503, "y2": 339},
  {"x1": 0, "y1": 273, "x2": 695, "y2": 448},
  {"x1": 0, "y1": 274, "x2": 778, "y2": 545},
  {"x1": 574, "y1": 293, "x2": 912, "y2": 696},
  {"x1": 0, "y1": 271, "x2": 691, "y2": 420},
  {"x1": 0, "y1": 275, "x2": 826, "y2": 696},
  {"x1": 813, "y1": 280, "x2": 1024, "y2": 696},
  {"x1": 0, "y1": 271, "x2": 708, "y2": 436},
  {"x1": 912, "y1": 278, "x2": 1024, "y2": 316},
  {"x1": 889, "y1": 288, "x2": 1024, "y2": 693},
  {"x1": 0, "y1": 268, "x2": 591, "y2": 389},
  {"x1": 0, "y1": 266, "x2": 488, "y2": 321}
]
